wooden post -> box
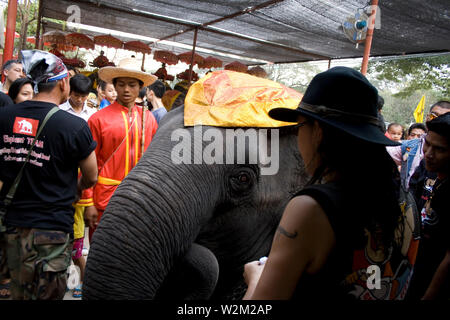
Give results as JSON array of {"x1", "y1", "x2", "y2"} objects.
[
  {"x1": 35, "y1": 0, "x2": 43, "y2": 49},
  {"x1": 328, "y1": 59, "x2": 331, "y2": 70},
  {"x1": 360, "y1": 0, "x2": 378, "y2": 75},
  {"x1": 188, "y1": 27, "x2": 198, "y2": 85}
]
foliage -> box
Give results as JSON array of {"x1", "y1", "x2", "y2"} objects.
[
  {"x1": 2, "y1": 0, "x2": 39, "y2": 53},
  {"x1": 263, "y1": 62, "x2": 324, "y2": 93},
  {"x1": 379, "y1": 89, "x2": 441, "y2": 128},
  {"x1": 367, "y1": 55, "x2": 450, "y2": 99}
]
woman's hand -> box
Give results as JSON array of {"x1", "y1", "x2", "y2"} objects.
[{"x1": 244, "y1": 260, "x2": 266, "y2": 287}]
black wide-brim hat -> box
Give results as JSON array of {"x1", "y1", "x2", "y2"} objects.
[{"x1": 269, "y1": 66, "x2": 400, "y2": 146}]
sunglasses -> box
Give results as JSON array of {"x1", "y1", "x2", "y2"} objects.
[
  {"x1": 293, "y1": 120, "x2": 310, "y2": 129},
  {"x1": 427, "y1": 112, "x2": 438, "y2": 121}
]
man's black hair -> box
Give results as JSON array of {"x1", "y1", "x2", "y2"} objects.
[
  {"x1": 37, "y1": 81, "x2": 57, "y2": 93},
  {"x1": 407, "y1": 123, "x2": 427, "y2": 136},
  {"x1": 98, "y1": 79, "x2": 107, "y2": 91},
  {"x1": 430, "y1": 100, "x2": 450, "y2": 112},
  {"x1": 148, "y1": 80, "x2": 166, "y2": 99},
  {"x1": 138, "y1": 87, "x2": 147, "y2": 99},
  {"x1": 2, "y1": 59, "x2": 22, "y2": 73},
  {"x1": 426, "y1": 112, "x2": 450, "y2": 143},
  {"x1": 69, "y1": 74, "x2": 92, "y2": 95}
]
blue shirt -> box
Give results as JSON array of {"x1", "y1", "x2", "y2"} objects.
[
  {"x1": 99, "y1": 99, "x2": 111, "y2": 110},
  {"x1": 151, "y1": 107, "x2": 168, "y2": 124}
]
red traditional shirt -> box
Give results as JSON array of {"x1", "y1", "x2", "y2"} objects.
[{"x1": 82, "y1": 101, "x2": 158, "y2": 211}]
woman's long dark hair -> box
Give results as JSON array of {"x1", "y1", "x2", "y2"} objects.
[
  {"x1": 8, "y1": 78, "x2": 34, "y2": 103},
  {"x1": 309, "y1": 121, "x2": 402, "y2": 248}
]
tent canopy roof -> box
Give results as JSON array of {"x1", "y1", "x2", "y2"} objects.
[{"x1": 40, "y1": 0, "x2": 450, "y2": 65}]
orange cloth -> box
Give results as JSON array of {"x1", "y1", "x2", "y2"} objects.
[
  {"x1": 184, "y1": 70, "x2": 302, "y2": 128},
  {"x1": 82, "y1": 101, "x2": 158, "y2": 211}
]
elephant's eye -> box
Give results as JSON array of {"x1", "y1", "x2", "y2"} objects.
[
  {"x1": 238, "y1": 173, "x2": 249, "y2": 184},
  {"x1": 229, "y1": 168, "x2": 255, "y2": 195}
]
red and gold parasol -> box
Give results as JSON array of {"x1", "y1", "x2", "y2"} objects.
[
  {"x1": 177, "y1": 69, "x2": 199, "y2": 82},
  {"x1": 65, "y1": 33, "x2": 95, "y2": 50},
  {"x1": 154, "y1": 64, "x2": 167, "y2": 80},
  {"x1": 247, "y1": 66, "x2": 268, "y2": 78},
  {"x1": 199, "y1": 56, "x2": 222, "y2": 69},
  {"x1": 94, "y1": 35, "x2": 123, "y2": 49},
  {"x1": 62, "y1": 57, "x2": 86, "y2": 68},
  {"x1": 42, "y1": 30, "x2": 67, "y2": 44},
  {"x1": 224, "y1": 61, "x2": 248, "y2": 73},
  {"x1": 123, "y1": 41, "x2": 152, "y2": 54},
  {"x1": 154, "y1": 64, "x2": 175, "y2": 82},
  {"x1": 153, "y1": 50, "x2": 179, "y2": 65},
  {"x1": 178, "y1": 51, "x2": 204, "y2": 66}
]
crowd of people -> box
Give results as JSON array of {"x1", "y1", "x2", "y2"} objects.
[{"x1": 0, "y1": 50, "x2": 448, "y2": 301}]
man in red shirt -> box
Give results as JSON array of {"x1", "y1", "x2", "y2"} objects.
[{"x1": 82, "y1": 58, "x2": 158, "y2": 241}]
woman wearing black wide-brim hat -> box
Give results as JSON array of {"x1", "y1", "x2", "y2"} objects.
[{"x1": 243, "y1": 67, "x2": 419, "y2": 300}]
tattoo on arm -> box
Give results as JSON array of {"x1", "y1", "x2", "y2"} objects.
[{"x1": 276, "y1": 225, "x2": 298, "y2": 239}]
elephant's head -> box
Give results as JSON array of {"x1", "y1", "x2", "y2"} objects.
[{"x1": 84, "y1": 72, "x2": 308, "y2": 300}]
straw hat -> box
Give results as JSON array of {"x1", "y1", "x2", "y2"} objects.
[{"x1": 98, "y1": 57, "x2": 157, "y2": 87}]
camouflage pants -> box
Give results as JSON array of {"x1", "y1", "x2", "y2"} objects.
[
  {"x1": 5, "y1": 227, "x2": 73, "y2": 300},
  {"x1": 0, "y1": 233, "x2": 9, "y2": 281}
]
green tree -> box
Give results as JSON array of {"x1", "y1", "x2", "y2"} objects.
[
  {"x1": 367, "y1": 55, "x2": 450, "y2": 99},
  {"x1": 2, "y1": 0, "x2": 38, "y2": 54},
  {"x1": 15, "y1": 0, "x2": 38, "y2": 53}
]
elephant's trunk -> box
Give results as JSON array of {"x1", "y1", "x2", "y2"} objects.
[{"x1": 84, "y1": 143, "x2": 221, "y2": 299}]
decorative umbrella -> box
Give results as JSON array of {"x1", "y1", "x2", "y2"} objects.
[
  {"x1": 154, "y1": 64, "x2": 175, "y2": 82},
  {"x1": 55, "y1": 43, "x2": 77, "y2": 52},
  {"x1": 247, "y1": 66, "x2": 268, "y2": 78},
  {"x1": 62, "y1": 57, "x2": 86, "y2": 68},
  {"x1": 49, "y1": 47, "x2": 65, "y2": 58},
  {"x1": 90, "y1": 51, "x2": 112, "y2": 68},
  {"x1": 94, "y1": 35, "x2": 123, "y2": 49},
  {"x1": 42, "y1": 30, "x2": 67, "y2": 44},
  {"x1": 65, "y1": 33, "x2": 95, "y2": 50},
  {"x1": 178, "y1": 51, "x2": 204, "y2": 66},
  {"x1": 199, "y1": 56, "x2": 222, "y2": 69},
  {"x1": 153, "y1": 50, "x2": 179, "y2": 65},
  {"x1": 154, "y1": 64, "x2": 168, "y2": 80},
  {"x1": 224, "y1": 61, "x2": 248, "y2": 73},
  {"x1": 177, "y1": 69, "x2": 199, "y2": 82},
  {"x1": 123, "y1": 41, "x2": 152, "y2": 54}
]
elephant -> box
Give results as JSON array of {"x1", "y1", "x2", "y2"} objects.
[{"x1": 83, "y1": 106, "x2": 308, "y2": 300}]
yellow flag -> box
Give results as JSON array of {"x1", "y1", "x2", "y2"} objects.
[{"x1": 413, "y1": 95, "x2": 426, "y2": 123}]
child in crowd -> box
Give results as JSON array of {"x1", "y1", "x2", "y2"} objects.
[
  {"x1": 386, "y1": 122, "x2": 404, "y2": 142},
  {"x1": 98, "y1": 80, "x2": 117, "y2": 110}
]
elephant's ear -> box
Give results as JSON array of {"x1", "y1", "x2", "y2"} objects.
[{"x1": 155, "y1": 243, "x2": 219, "y2": 300}]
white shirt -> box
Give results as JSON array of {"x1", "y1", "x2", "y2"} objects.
[{"x1": 59, "y1": 99, "x2": 96, "y2": 122}]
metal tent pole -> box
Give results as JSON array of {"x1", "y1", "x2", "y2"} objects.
[
  {"x1": 361, "y1": 0, "x2": 379, "y2": 75},
  {"x1": 188, "y1": 27, "x2": 198, "y2": 85}
]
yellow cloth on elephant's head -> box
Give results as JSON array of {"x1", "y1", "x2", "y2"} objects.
[{"x1": 184, "y1": 70, "x2": 302, "y2": 127}]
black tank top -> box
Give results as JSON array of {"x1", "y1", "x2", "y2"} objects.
[{"x1": 291, "y1": 182, "x2": 419, "y2": 300}]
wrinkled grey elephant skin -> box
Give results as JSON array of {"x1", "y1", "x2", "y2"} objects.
[{"x1": 83, "y1": 106, "x2": 307, "y2": 300}]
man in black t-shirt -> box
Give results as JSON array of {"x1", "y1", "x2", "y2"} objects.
[
  {"x1": 408, "y1": 113, "x2": 450, "y2": 300},
  {"x1": 0, "y1": 91, "x2": 13, "y2": 108},
  {"x1": 0, "y1": 50, "x2": 98, "y2": 300}
]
